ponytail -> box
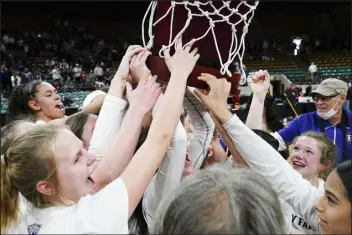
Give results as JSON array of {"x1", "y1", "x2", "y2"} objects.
[{"x1": 1, "y1": 155, "x2": 20, "y2": 234}]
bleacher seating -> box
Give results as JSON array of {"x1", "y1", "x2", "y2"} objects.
[
  {"x1": 244, "y1": 53, "x2": 305, "y2": 83},
  {"x1": 309, "y1": 52, "x2": 352, "y2": 81}
]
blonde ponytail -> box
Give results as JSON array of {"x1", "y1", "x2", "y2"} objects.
[{"x1": 1, "y1": 155, "x2": 20, "y2": 234}]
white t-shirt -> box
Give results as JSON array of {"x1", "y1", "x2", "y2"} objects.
[
  {"x1": 224, "y1": 114, "x2": 322, "y2": 233},
  {"x1": 94, "y1": 67, "x2": 104, "y2": 76},
  {"x1": 142, "y1": 88, "x2": 215, "y2": 230},
  {"x1": 51, "y1": 69, "x2": 61, "y2": 80},
  {"x1": 308, "y1": 65, "x2": 318, "y2": 73},
  {"x1": 73, "y1": 67, "x2": 82, "y2": 78},
  {"x1": 281, "y1": 178, "x2": 324, "y2": 234},
  {"x1": 8, "y1": 178, "x2": 129, "y2": 234}
]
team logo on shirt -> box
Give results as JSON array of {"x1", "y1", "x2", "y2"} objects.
[
  {"x1": 27, "y1": 223, "x2": 42, "y2": 235},
  {"x1": 347, "y1": 134, "x2": 351, "y2": 142},
  {"x1": 292, "y1": 214, "x2": 316, "y2": 232}
]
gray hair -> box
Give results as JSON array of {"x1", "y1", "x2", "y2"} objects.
[{"x1": 152, "y1": 164, "x2": 285, "y2": 234}]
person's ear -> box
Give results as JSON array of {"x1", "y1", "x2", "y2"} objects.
[
  {"x1": 36, "y1": 180, "x2": 56, "y2": 196},
  {"x1": 339, "y1": 95, "x2": 347, "y2": 104},
  {"x1": 319, "y1": 159, "x2": 331, "y2": 176},
  {"x1": 28, "y1": 100, "x2": 41, "y2": 111}
]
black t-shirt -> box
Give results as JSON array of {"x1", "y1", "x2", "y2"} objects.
[{"x1": 347, "y1": 86, "x2": 352, "y2": 109}]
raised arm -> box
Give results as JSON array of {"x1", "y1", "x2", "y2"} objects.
[
  {"x1": 91, "y1": 75, "x2": 162, "y2": 191},
  {"x1": 121, "y1": 38, "x2": 199, "y2": 216},
  {"x1": 184, "y1": 87, "x2": 215, "y2": 170},
  {"x1": 88, "y1": 46, "x2": 146, "y2": 158},
  {"x1": 195, "y1": 74, "x2": 321, "y2": 231},
  {"x1": 129, "y1": 48, "x2": 188, "y2": 208},
  {"x1": 245, "y1": 70, "x2": 270, "y2": 130}
]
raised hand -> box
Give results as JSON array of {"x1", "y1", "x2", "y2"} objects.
[
  {"x1": 163, "y1": 37, "x2": 199, "y2": 77},
  {"x1": 115, "y1": 45, "x2": 147, "y2": 80},
  {"x1": 194, "y1": 73, "x2": 231, "y2": 114},
  {"x1": 126, "y1": 75, "x2": 162, "y2": 114},
  {"x1": 249, "y1": 69, "x2": 270, "y2": 99},
  {"x1": 129, "y1": 50, "x2": 152, "y2": 84}
]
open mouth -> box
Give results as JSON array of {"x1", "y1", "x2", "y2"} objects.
[
  {"x1": 55, "y1": 103, "x2": 65, "y2": 113},
  {"x1": 185, "y1": 152, "x2": 192, "y2": 166},
  {"x1": 87, "y1": 176, "x2": 95, "y2": 186},
  {"x1": 292, "y1": 160, "x2": 306, "y2": 168}
]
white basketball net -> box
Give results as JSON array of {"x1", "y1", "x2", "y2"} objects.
[{"x1": 142, "y1": 0, "x2": 259, "y2": 85}]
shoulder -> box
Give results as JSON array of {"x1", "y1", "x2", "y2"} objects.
[
  {"x1": 9, "y1": 206, "x2": 71, "y2": 234},
  {"x1": 296, "y1": 112, "x2": 320, "y2": 124}
]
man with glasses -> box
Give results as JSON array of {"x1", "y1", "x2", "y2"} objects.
[{"x1": 271, "y1": 78, "x2": 351, "y2": 163}]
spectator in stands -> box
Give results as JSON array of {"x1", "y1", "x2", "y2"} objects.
[
  {"x1": 22, "y1": 68, "x2": 32, "y2": 84},
  {"x1": 1, "y1": 63, "x2": 10, "y2": 95},
  {"x1": 73, "y1": 64, "x2": 82, "y2": 87},
  {"x1": 111, "y1": 48, "x2": 119, "y2": 69},
  {"x1": 284, "y1": 83, "x2": 300, "y2": 106},
  {"x1": 88, "y1": 69, "x2": 95, "y2": 87},
  {"x1": 2, "y1": 34, "x2": 9, "y2": 45},
  {"x1": 81, "y1": 71, "x2": 86, "y2": 87},
  {"x1": 305, "y1": 83, "x2": 312, "y2": 97},
  {"x1": 274, "y1": 78, "x2": 351, "y2": 163},
  {"x1": 50, "y1": 66, "x2": 62, "y2": 87},
  {"x1": 0, "y1": 42, "x2": 6, "y2": 53},
  {"x1": 24, "y1": 44, "x2": 29, "y2": 56},
  {"x1": 35, "y1": 72, "x2": 42, "y2": 82},
  {"x1": 10, "y1": 71, "x2": 21, "y2": 88},
  {"x1": 104, "y1": 68, "x2": 111, "y2": 85},
  {"x1": 94, "y1": 63, "x2": 104, "y2": 83},
  {"x1": 308, "y1": 62, "x2": 318, "y2": 82},
  {"x1": 50, "y1": 58, "x2": 56, "y2": 68},
  {"x1": 59, "y1": 59, "x2": 69, "y2": 83},
  {"x1": 45, "y1": 59, "x2": 51, "y2": 68},
  {"x1": 262, "y1": 40, "x2": 268, "y2": 53}
]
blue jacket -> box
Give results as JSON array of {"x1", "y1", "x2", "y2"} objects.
[{"x1": 278, "y1": 108, "x2": 352, "y2": 163}]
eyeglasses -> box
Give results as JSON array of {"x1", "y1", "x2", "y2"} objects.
[{"x1": 312, "y1": 95, "x2": 338, "y2": 102}]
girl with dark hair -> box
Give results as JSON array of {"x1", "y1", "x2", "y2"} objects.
[{"x1": 7, "y1": 81, "x2": 65, "y2": 124}]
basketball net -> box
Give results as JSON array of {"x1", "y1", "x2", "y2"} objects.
[{"x1": 142, "y1": 0, "x2": 259, "y2": 85}]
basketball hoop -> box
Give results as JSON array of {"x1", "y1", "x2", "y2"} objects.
[{"x1": 142, "y1": 1, "x2": 259, "y2": 94}]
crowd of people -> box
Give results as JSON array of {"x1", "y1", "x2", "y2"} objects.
[
  {"x1": 1, "y1": 18, "x2": 131, "y2": 97},
  {"x1": 1, "y1": 38, "x2": 351, "y2": 235}
]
